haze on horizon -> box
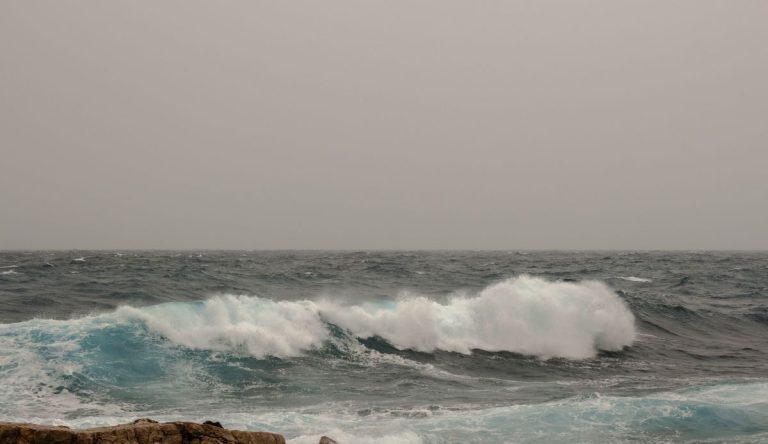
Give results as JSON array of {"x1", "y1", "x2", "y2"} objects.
[{"x1": 1, "y1": 1, "x2": 767, "y2": 251}]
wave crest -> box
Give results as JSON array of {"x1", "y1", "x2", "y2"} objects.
[
  {"x1": 116, "y1": 296, "x2": 329, "y2": 358},
  {"x1": 322, "y1": 275, "x2": 636, "y2": 359},
  {"x1": 117, "y1": 275, "x2": 636, "y2": 359}
]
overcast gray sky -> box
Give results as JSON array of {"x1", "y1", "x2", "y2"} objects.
[{"x1": 1, "y1": 1, "x2": 766, "y2": 250}]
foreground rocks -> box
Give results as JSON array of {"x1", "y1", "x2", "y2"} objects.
[{"x1": 0, "y1": 419, "x2": 286, "y2": 444}]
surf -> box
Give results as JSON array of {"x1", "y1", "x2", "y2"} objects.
[
  {"x1": 105, "y1": 275, "x2": 636, "y2": 360},
  {"x1": 1, "y1": 276, "x2": 637, "y2": 361}
]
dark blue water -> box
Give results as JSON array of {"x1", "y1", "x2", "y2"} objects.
[{"x1": 1, "y1": 251, "x2": 767, "y2": 443}]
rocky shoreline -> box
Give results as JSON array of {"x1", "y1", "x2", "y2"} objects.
[{"x1": 0, "y1": 419, "x2": 337, "y2": 444}]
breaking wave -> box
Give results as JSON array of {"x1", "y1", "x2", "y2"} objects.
[
  {"x1": 111, "y1": 275, "x2": 635, "y2": 360},
  {"x1": 0, "y1": 274, "x2": 637, "y2": 406},
  {"x1": 116, "y1": 298, "x2": 329, "y2": 358},
  {"x1": 320, "y1": 275, "x2": 636, "y2": 359}
]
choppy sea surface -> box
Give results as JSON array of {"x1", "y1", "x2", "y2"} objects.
[{"x1": 1, "y1": 251, "x2": 767, "y2": 443}]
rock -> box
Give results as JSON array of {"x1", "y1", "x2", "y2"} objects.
[
  {"x1": 318, "y1": 437, "x2": 338, "y2": 444},
  {"x1": 203, "y1": 421, "x2": 223, "y2": 428},
  {"x1": 0, "y1": 420, "x2": 285, "y2": 444}
]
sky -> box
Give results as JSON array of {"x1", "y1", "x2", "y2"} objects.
[{"x1": 1, "y1": 1, "x2": 767, "y2": 250}]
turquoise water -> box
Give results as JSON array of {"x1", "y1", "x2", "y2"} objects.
[{"x1": 1, "y1": 251, "x2": 767, "y2": 442}]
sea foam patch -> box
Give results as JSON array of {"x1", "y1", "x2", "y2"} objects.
[{"x1": 6, "y1": 382, "x2": 768, "y2": 444}]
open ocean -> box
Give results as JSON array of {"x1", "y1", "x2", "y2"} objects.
[{"x1": 1, "y1": 251, "x2": 767, "y2": 443}]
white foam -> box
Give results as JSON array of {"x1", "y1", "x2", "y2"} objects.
[
  {"x1": 0, "y1": 270, "x2": 19, "y2": 275},
  {"x1": 288, "y1": 428, "x2": 422, "y2": 444},
  {"x1": 116, "y1": 295, "x2": 329, "y2": 358},
  {"x1": 0, "y1": 320, "x2": 122, "y2": 420},
  {"x1": 617, "y1": 276, "x2": 652, "y2": 283},
  {"x1": 114, "y1": 275, "x2": 635, "y2": 360},
  {"x1": 322, "y1": 275, "x2": 636, "y2": 359},
  {"x1": 10, "y1": 382, "x2": 768, "y2": 443},
  {"x1": 0, "y1": 265, "x2": 18, "y2": 269},
  {"x1": 0, "y1": 276, "x2": 635, "y2": 367}
]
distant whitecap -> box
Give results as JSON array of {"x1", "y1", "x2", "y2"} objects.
[{"x1": 617, "y1": 276, "x2": 652, "y2": 283}]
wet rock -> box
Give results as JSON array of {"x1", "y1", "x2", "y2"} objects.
[
  {"x1": 318, "y1": 437, "x2": 338, "y2": 444},
  {"x1": 0, "y1": 420, "x2": 285, "y2": 444}
]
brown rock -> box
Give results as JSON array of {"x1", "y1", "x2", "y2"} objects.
[
  {"x1": 0, "y1": 420, "x2": 285, "y2": 444},
  {"x1": 318, "y1": 437, "x2": 338, "y2": 444}
]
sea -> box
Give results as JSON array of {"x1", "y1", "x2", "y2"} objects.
[{"x1": 1, "y1": 251, "x2": 767, "y2": 443}]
